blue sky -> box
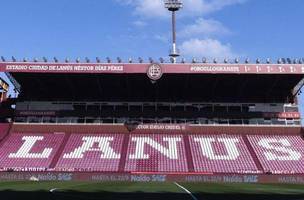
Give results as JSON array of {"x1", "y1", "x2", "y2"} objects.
[{"x1": 0, "y1": 0, "x2": 304, "y2": 109}]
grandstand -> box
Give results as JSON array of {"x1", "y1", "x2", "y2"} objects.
[{"x1": 0, "y1": 59, "x2": 304, "y2": 186}]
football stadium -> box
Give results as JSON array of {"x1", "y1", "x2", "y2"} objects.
[{"x1": 1, "y1": 1, "x2": 304, "y2": 200}]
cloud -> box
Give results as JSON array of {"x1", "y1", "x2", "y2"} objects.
[
  {"x1": 179, "y1": 17, "x2": 230, "y2": 38},
  {"x1": 117, "y1": 0, "x2": 246, "y2": 18},
  {"x1": 133, "y1": 20, "x2": 147, "y2": 27},
  {"x1": 179, "y1": 38, "x2": 238, "y2": 58},
  {"x1": 182, "y1": 0, "x2": 246, "y2": 16},
  {"x1": 117, "y1": 0, "x2": 168, "y2": 18}
]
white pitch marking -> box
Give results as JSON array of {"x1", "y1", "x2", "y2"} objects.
[
  {"x1": 174, "y1": 182, "x2": 198, "y2": 200},
  {"x1": 49, "y1": 188, "x2": 58, "y2": 193}
]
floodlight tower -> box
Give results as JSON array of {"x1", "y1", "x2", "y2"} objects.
[{"x1": 165, "y1": 0, "x2": 183, "y2": 63}]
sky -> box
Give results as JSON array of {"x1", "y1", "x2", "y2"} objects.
[{"x1": 0, "y1": 0, "x2": 304, "y2": 112}]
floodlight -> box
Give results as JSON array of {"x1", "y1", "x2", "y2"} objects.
[
  {"x1": 293, "y1": 59, "x2": 298, "y2": 64},
  {"x1": 192, "y1": 58, "x2": 197, "y2": 63},
  {"x1": 299, "y1": 59, "x2": 303, "y2": 64},
  {"x1": 235, "y1": 58, "x2": 239, "y2": 64},
  {"x1": 266, "y1": 58, "x2": 271, "y2": 64},
  {"x1": 12, "y1": 56, "x2": 16, "y2": 62},
  {"x1": 202, "y1": 57, "x2": 207, "y2": 63},
  {"x1": 159, "y1": 57, "x2": 165, "y2": 63},
  {"x1": 76, "y1": 58, "x2": 80, "y2": 63},
  {"x1": 1, "y1": 56, "x2": 5, "y2": 62},
  {"x1": 128, "y1": 58, "x2": 133, "y2": 63},
  {"x1": 256, "y1": 58, "x2": 261, "y2": 64},
  {"x1": 281, "y1": 58, "x2": 286, "y2": 64},
  {"x1": 277, "y1": 58, "x2": 282, "y2": 64},
  {"x1": 286, "y1": 58, "x2": 292, "y2": 64},
  {"x1": 149, "y1": 57, "x2": 154, "y2": 63},
  {"x1": 138, "y1": 57, "x2": 143, "y2": 63},
  {"x1": 96, "y1": 57, "x2": 101, "y2": 63},
  {"x1": 245, "y1": 58, "x2": 250, "y2": 64},
  {"x1": 23, "y1": 58, "x2": 27, "y2": 62},
  {"x1": 85, "y1": 57, "x2": 90, "y2": 63},
  {"x1": 33, "y1": 58, "x2": 38, "y2": 62},
  {"x1": 53, "y1": 57, "x2": 58, "y2": 63},
  {"x1": 65, "y1": 58, "x2": 70, "y2": 63},
  {"x1": 106, "y1": 57, "x2": 111, "y2": 63},
  {"x1": 117, "y1": 57, "x2": 122, "y2": 63},
  {"x1": 213, "y1": 58, "x2": 218, "y2": 63},
  {"x1": 181, "y1": 58, "x2": 186, "y2": 63},
  {"x1": 165, "y1": 0, "x2": 183, "y2": 11},
  {"x1": 164, "y1": 0, "x2": 183, "y2": 63},
  {"x1": 170, "y1": 57, "x2": 175, "y2": 63},
  {"x1": 224, "y1": 58, "x2": 228, "y2": 63},
  {"x1": 43, "y1": 57, "x2": 48, "y2": 62}
]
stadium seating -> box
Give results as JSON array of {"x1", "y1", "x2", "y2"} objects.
[
  {"x1": 0, "y1": 123, "x2": 9, "y2": 141},
  {"x1": 0, "y1": 133, "x2": 65, "y2": 171},
  {"x1": 248, "y1": 135, "x2": 304, "y2": 174},
  {"x1": 189, "y1": 135, "x2": 259, "y2": 173},
  {"x1": 124, "y1": 134, "x2": 188, "y2": 172},
  {"x1": 0, "y1": 132, "x2": 303, "y2": 174},
  {"x1": 55, "y1": 134, "x2": 124, "y2": 172}
]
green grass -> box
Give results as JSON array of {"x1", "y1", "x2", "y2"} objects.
[{"x1": 0, "y1": 181, "x2": 304, "y2": 200}]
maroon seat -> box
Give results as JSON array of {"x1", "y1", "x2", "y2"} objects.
[
  {"x1": 124, "y1": 134, "x2": 188, "y2": 172},
  {"x1": 189, "y1": 135, "x2": 259, "y2": 173},
  {"x1": 0, "y1": 133, "x2": 65, "y2": 171},
  {"x1": 248, "y1": 135, "x2": 304, "y2": 174},
  {"x1": 55, "y1": 134, "x2": 124, "y2": 172}
]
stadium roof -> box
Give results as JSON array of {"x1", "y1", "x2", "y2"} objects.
[{"x1": 1, "y1": 61, "x2": 303, "y2": 103}]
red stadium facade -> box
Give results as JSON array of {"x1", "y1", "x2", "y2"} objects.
[{"x1": 0, "y1": 60, "x2": 304, "y2": 183}]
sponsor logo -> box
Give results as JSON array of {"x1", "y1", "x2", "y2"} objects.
[{"x1": 147, "y1": 63, "x2": 163, "y2": 81}]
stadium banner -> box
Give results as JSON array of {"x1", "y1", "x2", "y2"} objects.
[
  {"x1": 263, "y1": 112, "x2": 300, "y2": 119},
  {"x1": 1, "y1": 172, "x2": 304, "y2": 184},
  {"x1": 1, "y1": 62, "x2": 304, "y2": 74},
  {"x1": 11, "y1": 124, "x2": 301, "y2": 135}
]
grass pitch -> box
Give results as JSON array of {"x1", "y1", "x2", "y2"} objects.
[{"x1": 0, "y1": 181, "x2": 303, "y2": 200}]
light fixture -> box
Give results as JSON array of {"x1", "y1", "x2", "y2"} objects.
[
  {"x1": 293, "y1": 59, "x2": 298, "y2": 64},
  {"x1": 12, "y1": 56, "x2": 16, "y2": 62},
  {"x1": 256, "y1": 58, "x2": 261, "y2": 64},
  {"x1": 23, "y1": 58, "x2": 28, "y2": 62},
  {"x1": 117, "y1": 57, "x2": 122, "y2": 63},
  {"x1": 76, "y1": 58, "x2": 80, "y2": 63},
  {"x1": 165, "y1": 0, "x2": 183, "y2": 63},
  {"x1": 1, "y1": 56, "x2": 5, "y2": 62},
  {"x1": 106, "y1": 57, "x2": 111, "y2": 63},
  {"x1": 43, "y1": 57, "x2": 48, "y2": 62},
  {"x1": 202, "y1": 57, "x2": 207, "y2": 63},
  {"x1": 128, "y1": 58, "x2": 133, "y2": 63},
  {"x1": 281, "y1": 58, "x2": 286, "y2": 64},
  {"x1": 266, "y1": 58, "x2": 271, "y2": 64},
  {"x1": 54, "y1": 57, "x2": 58, "y2": 63},
  {"x1": 33, "y1": 58, "x2": 38, "y2": 62},
  {"x1": 85, "y1": 57, "x2": 90, "y2": 63},
  {"x1": 96, "y1": 57, "x2": 101, "y2": 63},
  {"x1": 149, "y1": 57, "x2": 154, "y2": 63},
  {"x1": 213, "y1": 58, "x2": 218, "y2": 63},
  {"x1": 235, "y1": 58, "x2": 239, "y2": 63},
  {"x1": 159, "y1": 57, "x2": 164, "y2": 63},
  {"x1": 245, "y1": 58, "x2": 250, "y2": 64},
  {"x1": 224, "y1": 58, "x2": 228, "y2": 63},
  {"x1": 286, "y1": 58, "x2": 292, "y2": 64},
  {"x1": 181, "y1": 58, "x2": 186, "y2": 63},
  {"x1": 138, "y1": 57, "x2": 143, "y2": 63},
  {"x1": 170, "y1": 57, "x2": 175, "y2": 63},
  {"x1": 192, "y1": 57, "x2": 197, "y2": 63},
  {"x1": 65, "y1": 58, "x2": 70, "y2": 63}
]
